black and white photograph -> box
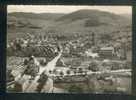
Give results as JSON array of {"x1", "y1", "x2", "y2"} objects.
[{"x1": 6, "y1": 5, "x2": 132, "y2": 94}]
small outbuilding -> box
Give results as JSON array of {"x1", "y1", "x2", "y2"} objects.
[{"x1": 99, "y1": 47, "x2": 115, "y2": 59}]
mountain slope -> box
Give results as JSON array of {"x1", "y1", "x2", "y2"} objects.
[
  {"x1": 56, "y1": 9, "x2": 120, "y2": 22},
  {"x1": 8, "y1": 12, "x2": 65, "y2": 20},
  {"x1": 7, "y1": 9, "x2": 131, "y2": 41}
]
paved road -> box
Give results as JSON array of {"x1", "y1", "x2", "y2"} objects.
[
  {"x1": 50, "y1": 69, "x2": 131, "y2": 77},
  {"x1": 52, "y1": 87, "x2": 68, "y2": 93}
]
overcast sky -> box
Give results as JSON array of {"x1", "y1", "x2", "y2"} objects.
[{"x1": 8, "y1": 5, "x2": 131, "y2": 15}]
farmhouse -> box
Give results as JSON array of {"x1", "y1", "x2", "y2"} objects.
[{"x1": 99, "y1": 47, "x2": 114, "y2": 59}]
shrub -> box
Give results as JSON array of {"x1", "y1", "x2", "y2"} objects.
[{"x1": 68, "y1": 85, "x2": 83, "y2": 93}]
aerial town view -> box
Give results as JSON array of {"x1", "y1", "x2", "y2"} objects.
[{"x1": 7, "y1": 5, "x2": 132, "y2": 93}]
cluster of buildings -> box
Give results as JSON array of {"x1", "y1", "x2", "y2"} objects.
[{"x1": 7, "y1": 32, "x2": 128, "y2": 78}]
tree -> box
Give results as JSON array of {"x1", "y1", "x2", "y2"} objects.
[
  {"x1": 74, "y1": 70, "x2": 77, "y2": 75},
  {"x1": 88, "y1": 61, "x2": 99, "y2": 72},
  {"x1": 7, "y1": 70, "x2": 14, "y2": 82},
  {"x1": 66, "y1": 70, "x2": 71, "y2": 75},
  {"x1": 78, "y1": 68, "x2": 83, "y2": 74},
  {"x1": 23, "y1": 59, "x2": 28, "y2": 65},
  {"x1": 49, "y1": 70, "x2": 52, "y2": 74},
  {"x1": 39, "y1": 59, "x2": 47, "y2": 66},
  {"x1": 60, "y1": 71, "x2": 64, "y2": 76},
  {"x1": 36, "y1": 73, "x2": 48, "y2": 92}
]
